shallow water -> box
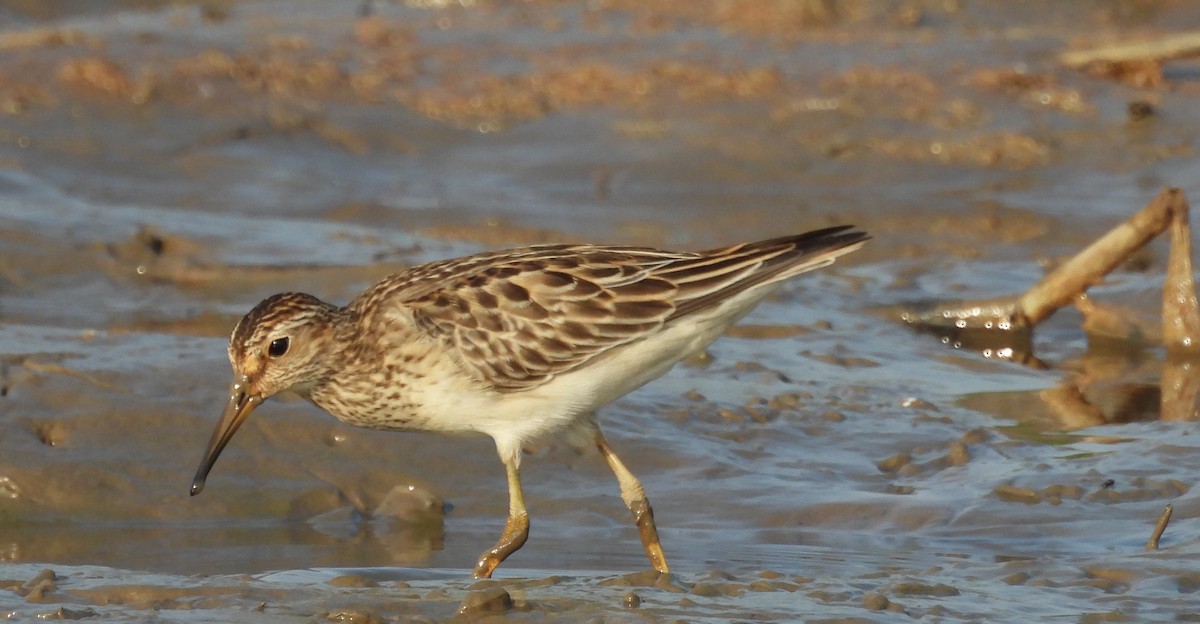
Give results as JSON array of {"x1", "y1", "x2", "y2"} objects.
[{"x1": 2, "y1": 1, "x2": 1199, "y2": 621}]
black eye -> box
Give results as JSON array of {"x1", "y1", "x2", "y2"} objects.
[{"x1": 267, "y1": 337, "x2": 290, "y2": 358}]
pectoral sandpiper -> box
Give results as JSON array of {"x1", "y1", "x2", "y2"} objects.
[{"x1": 190, "y1": 225, "x2": 869, "y2": 578}]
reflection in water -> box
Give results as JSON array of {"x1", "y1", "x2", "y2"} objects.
[
  {"x1": 945, "y1": 329, "x2": 1199, "y2": 430},
  {"x1": 1160, "y1": 354, "x2": 1200, "y2": 421},
  {"x1": 948, "y1": 322, "x2": 1200, "y2": 429}
]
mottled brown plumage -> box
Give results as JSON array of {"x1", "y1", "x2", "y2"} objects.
[{"x1": 191, "y1": 226, "x2": 869, "y2": 578}]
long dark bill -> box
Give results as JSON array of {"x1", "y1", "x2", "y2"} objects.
[{"x1": 190, "y1": 376, "x2": 263, "y2": 496}]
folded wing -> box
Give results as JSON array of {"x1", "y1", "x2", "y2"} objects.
[{"x1": 397, "y1": 226, "x2": 868, "y2": 391}]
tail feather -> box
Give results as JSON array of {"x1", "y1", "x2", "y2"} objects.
[{"x1": 669, "y1": 226, "x2": 869, "y2": 320}]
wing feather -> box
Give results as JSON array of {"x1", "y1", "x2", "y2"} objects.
[{"x1": 360, "y1": 227, "x2": 867, "y2": 391}]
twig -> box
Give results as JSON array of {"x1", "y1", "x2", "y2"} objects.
[
  {"x1": 1146, "y1": 503, "x2": 1173, "y2": 551},
  {"x1": 1061, "y1": 31, "x2": 1200, "y2": 67},
  {"x1": 900, "y1": 188, "x2": 1184, "y2": 337},
  {"x1": 1162, "y1": 191, "x2": 1200, "y2": 353},
  {"x1": 1016, "y1": 188, "x2": 1180, "y2": 326}
]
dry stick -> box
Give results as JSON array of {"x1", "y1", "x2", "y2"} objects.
[
  {"x1": 904, "y1": 188, "x2": 1184, "y2": 335},
  {"x1": 1146, "y1": 503, "x2": 1174, "y2": 551},
  {"x1": 1158, "y1": 193, "x2": 1200, "y2": 419},
  {"x1": 1060, "y1": 31, "x2": 1200, "y2": 67},
  {"x1": 1162, "y1": 191, "x2": 1200, "y2": 352},
  {"x1": 1015, "y1": 188, "x2": 1183, "y2": 327}
]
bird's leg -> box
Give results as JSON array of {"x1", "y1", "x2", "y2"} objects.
[
  {"x1": 473, "y1": 453, "x2": 529, "y2": 579},
  {"x1": 595, "y1": 431, "x2": 670, "y2": 574}
]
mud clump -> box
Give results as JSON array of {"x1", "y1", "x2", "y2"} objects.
[{"x1": 458, "y1": 585, "x2": 513, "y2": 614}]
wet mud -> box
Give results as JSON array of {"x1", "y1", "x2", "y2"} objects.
[{"x1": 2, "y1": 0, "x2": 1200, "y2": 621}]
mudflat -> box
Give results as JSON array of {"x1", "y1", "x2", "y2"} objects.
[{"x1": 1, "y1": 1, "x2": 1198, "y2": 621}]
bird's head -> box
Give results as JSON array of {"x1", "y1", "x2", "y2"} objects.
[{"x1": 190, "y1": 292, "x2": 339, "y2": 496}]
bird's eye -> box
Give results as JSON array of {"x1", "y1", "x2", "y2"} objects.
[{"x1": 267, "y1": 337, "x2": 290, "y2": 358}]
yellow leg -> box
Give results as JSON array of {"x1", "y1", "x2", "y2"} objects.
[
  {"x1": 596, "y1": 431, "x2": 670, "y2": 574},
  {"x1": 473, "y1": 455, "x2": 529, "y2": 579}
]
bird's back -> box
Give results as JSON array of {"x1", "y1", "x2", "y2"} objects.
[{"x1": 349, "y1": 227, "x2": 868, "y2": 392}]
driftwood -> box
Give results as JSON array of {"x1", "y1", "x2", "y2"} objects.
[
  {"x1": 1060, "y1": 31, "x2": 1200, "y2": 87},
  {"x1": 902, "y1": 188, "x2": 1200, "y2": 422},
  {"x1": 904, "y1": 189, "x2": 1197, "y2": 348},
  {"x1": 1060, "y1": 32, "x2": 1200, "y2": 68}
]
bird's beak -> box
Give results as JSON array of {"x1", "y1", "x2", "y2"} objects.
[{"x1": 190, "y1": 376, "x2": 263, "y2": 496}]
